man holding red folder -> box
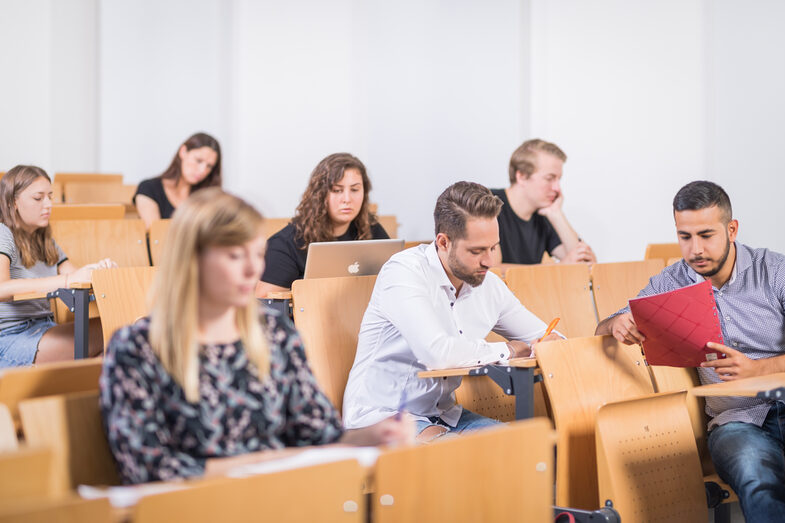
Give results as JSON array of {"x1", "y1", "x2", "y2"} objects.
[{"x1": 596, "y1": 181, "x2": 785, "y2": 523}]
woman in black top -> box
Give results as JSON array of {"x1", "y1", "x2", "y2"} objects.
[
  {"x1": 134, "y1": 132, "x2": 222, "y2": 227},
  {"x1": 258, "y1": 153, "x2": 389, "y2": 295}
]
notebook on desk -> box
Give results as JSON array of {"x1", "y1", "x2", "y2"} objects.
[{"x1": 303, "y1": 239, "x2": 404, "y2": 279}]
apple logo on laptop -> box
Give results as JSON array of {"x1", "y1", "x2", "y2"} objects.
[{"x1": 348, "y1": 261, "x2": 360, "y2": 274}]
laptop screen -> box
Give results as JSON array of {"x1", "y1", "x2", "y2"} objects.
[{"x1": 303, "y1": 239, "x2": 405, "y2": 279}]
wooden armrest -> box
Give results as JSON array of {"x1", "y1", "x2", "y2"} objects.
[
  {"x1": 13, "y1": 282, "x2": 93, "y2": 302},
  {"x1": 418, "y1": 367, "x2": 480, "y2": 378},
  {"x1": 264, "y1": 291, "x2": 293, "y2": 301},
  {"x1": 690, "y1": 372, "x2": 785, "y2": 397}
]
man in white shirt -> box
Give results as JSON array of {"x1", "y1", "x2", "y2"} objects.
[{"x1": 343, "y1": 181, "x2": 559, "y2": 442}]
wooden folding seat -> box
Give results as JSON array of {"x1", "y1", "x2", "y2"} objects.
[
  {"x1": 63, "y1": 181, "x2": 136, "y2": 206},
  {"x1": 133, "y1": 459, "x2": 365, "y2": 523},
  {"x1": 644, "y1": 242, "x2": 681, "y2": 263},
  {"x1": 53, "y1": 173, "x2": 123, "y2": 185},
  {"x1": 535, "y1": 335, "x2": 654, "y2": 509},
  {"x1": 50, "y1": 219, "x2": 148, "y2": 267},
  {"x1": 19, "y1": 391, "x2": 119, "y2": 490},
  {"x1": 50, "y1": 203, "x2": 125, "y2": 220},
  {"x1": 373, "y1": 418, "x2": 555, "y2": 523},
  {"x1": 590, "y1": 259, "x2": 665, "y2": 320},
  {"x1": 377, "y1": 215, "x2": 398, "y2": 238},
  {"x1": 147, "y1": 219, "x2": 170, "y2": 265},
  {"x1": 92, "y1": 266, "x2": 158, "y2": 347},
  {"x1": 0, "y1": 447, "x2": 61, "y2": 503},
  {"x1": 595, "y1": 391, "x2": 709, "y2": 522},
  {"x1": 0, "y1": 497, "x2": 112, "y2": 523},
  {"x1": 291, "y1": 275, "x2": 376, "y2": 414},
  {"x1": 0, "y1": 359, "x2": 102, "y2": 428},
  {"x1": 0, "y1": 405, "x2": 16, "y2": 452},
  {"x1": 261, "y1": 217, "x2": 291, "y2": 240},
  {"x1": 505, "y1": 264, "x2": 597, "y2": 338}
]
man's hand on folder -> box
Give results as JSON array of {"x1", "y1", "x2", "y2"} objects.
[
  {"x1": 701, "y1": 342, "x2": 779, "y2": 381},
  {"x1": 605, "y1": 312, "x2": 646, "y2": 345}
]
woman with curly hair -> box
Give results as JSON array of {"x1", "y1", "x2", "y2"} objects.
[{"x1": 257, "y1": 153, "x2": 389, "y2": 295}]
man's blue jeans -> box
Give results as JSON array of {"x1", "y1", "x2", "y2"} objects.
[{"x1": 708, "y1": 402, "x2": 785, "y2": 522}]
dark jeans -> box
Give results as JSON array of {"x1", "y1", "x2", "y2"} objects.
[{"x1": 708, "y1": 402, "x2": 785, "y2": 523}]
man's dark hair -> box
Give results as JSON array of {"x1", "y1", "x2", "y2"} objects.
[
  {"x1": 434, "y1": 181, "x2": 503, "y2": 240},
  {"x1": 672, "y1": 181, "x2": 733, "y2": 223}
]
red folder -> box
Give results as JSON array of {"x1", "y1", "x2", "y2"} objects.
[{"x1": 629, "y1": 280, "x2": 725, "y2": 367}]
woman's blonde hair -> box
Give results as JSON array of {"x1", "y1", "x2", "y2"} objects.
[
  {"x1": 0, "y1": 165, "x2": 60, "y2": 268},
  {"x1": 149, "y1": 188, "x2": 268, "y2": 402}
]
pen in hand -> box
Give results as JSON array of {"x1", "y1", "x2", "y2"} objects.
[{"x1": 537, "y1": 317, "x2": 560, "y2": 343}]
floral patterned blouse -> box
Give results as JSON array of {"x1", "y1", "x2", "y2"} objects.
[{"x1": 99, "y1": 309, "x2": 343, "y2": 485}]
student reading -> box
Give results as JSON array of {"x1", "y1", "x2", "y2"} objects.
[
  {"x1": 0, "y1": 165, "x2": 116, "y2": 368},
  {"x1": 257, "y1": 152, "x2": 388, "y2": 295},
  {"x1": 100, "y1": 188, "x2": 411, "y2": 484},
  {"x1": 133, "y1": 132, "x2": 222, "y2": 228}
]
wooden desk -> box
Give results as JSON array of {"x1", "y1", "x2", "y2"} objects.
[
  {"x1": 419, "y1": 358, "x2": 539, "y2": 419},
  {"x1": 690, "y1": 372, "x2": 785, "y2": 399},
  {"x1": 13, "y1": 282, "x2": 93, "y2": 360}
]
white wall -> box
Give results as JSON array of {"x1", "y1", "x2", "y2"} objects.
[
  {"x1": 3, "y1": 1, "x2": 784, "y2": 260},
  {"x1": 0, "y1": 0, "x2": 98, "y2": 172}
]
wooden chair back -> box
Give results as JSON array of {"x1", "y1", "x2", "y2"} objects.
[
  {"x1": 0, "y1": 359, "x2": 102, "y2": 426},
  {"x1": 51, "y1": 182, "x2": 63, "y2": 203},
  {"x1": 590, "y1": 259, "x2": 665, "y2": 320},
  {"x1": 0, "y1": 404, "x2": 17, "y2": 452},
  {"x1": 51, "y1": 219, "x2": 148, "y2": 267},
  {"x1": 0, "y1": 447, "x2": 61, "y2": 503},
  {"x1": 644, "y1": 242, "x2": 681, "y2": 262},
  {"x1": 377, "y1": 215, "x2": 398, "y2": 238},
  {"x1": 133, "y1": 460, "x2": 365, "y2": 523},
  {"x1": 19, "y1": 391, "x2": 119, "y2": 490},
  {"x1": 667, "y1": 256, "x2": 682, "y2": 266},
  {"x1": 53, "y1": 173, "x2": 123, "y2": 185},
  {"x1": 595, "y1": 391, "x2": 708, "y2": 522},
  {"x1": 148, "y1": 219, "x2": 171, "y2": 265},
  {"x1": 92, "y1": 267, "x2": 158, "y2": 348},
  {"x1": 291, "y1": 275, "x2": 376, "y2": 414},
  {"x1": 261, "y1": 218, "x2": 291, "y2": 240},
  {"x1": 63, "y1": 182, "x2": 136, "y2": 205},
  {"x1": 0, "y1": 497, "x2": 112, "y2": 523},
  {"x1": 649, "y1": 365, "x2": 714, "y2": 475},
  {"x1": 374, "y1": 419, "x2": 555, "y2": 523},
  {"x1": 505, "y1": 264, "x2": 597, "y2": 338},
  {"x1": 535, "y1": 335, "x2": 654, "y2": 509},
  {"x1": 50, "y1": 203, "x2": 125, "y2": 220},
  {"x1": 403, "y1": 240, "x2": 431, "y2": 250}
]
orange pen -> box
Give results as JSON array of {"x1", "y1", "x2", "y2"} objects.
[{"x1": 537, "y1": 317, "x2": 560, "y2": 343}]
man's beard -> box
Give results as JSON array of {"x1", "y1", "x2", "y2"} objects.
[
  {"x1": 690, "y1": 234, "x2": 731, "y2": 278},
  {"x1": 448, "y1": 248, "x2": 487, "y2": 288}
]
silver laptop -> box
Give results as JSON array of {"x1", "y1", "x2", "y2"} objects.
[{"x1": 303, "y1": 239, "x2": 405, "y2": 279}]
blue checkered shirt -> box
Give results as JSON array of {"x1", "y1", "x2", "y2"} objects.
[{"x1": 614, "y1": 243, "x2": 785, "y2": 430}]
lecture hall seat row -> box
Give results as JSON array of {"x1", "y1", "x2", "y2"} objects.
[{"x1": 0, "y1": 389, "x2": 555, "y2": 523}]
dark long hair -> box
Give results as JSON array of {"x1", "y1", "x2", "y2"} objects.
[
  {"x1": 160, "y1": 132, "x2": 222, "y2": 192},
  {"x1": 0, "y1": 165, "x2": 60, "y2": 267},
  {"x1": 291, "y1": 153, "x2": 376, "y2": 249}
]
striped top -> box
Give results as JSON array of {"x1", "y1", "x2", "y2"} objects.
[
  {"x1": 0, "y1": 223, "x2": 67, "y2": 330},
  {"x1": 615, "y1": 243, "x2": 785, "y2": 430}
]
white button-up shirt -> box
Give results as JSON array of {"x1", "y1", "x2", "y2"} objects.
[{"x1": 342, "y1": 243, "x2": 549, "y2": 429}]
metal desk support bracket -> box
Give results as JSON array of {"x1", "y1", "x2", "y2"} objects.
[
  {"x1": 48, "y1": 287, "x2": 94, "y2": 360},
  {"x1": 470, "y1": 365, "x2": 541, "y2": 420}
]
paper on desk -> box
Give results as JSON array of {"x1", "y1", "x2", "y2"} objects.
[
  {"x1": 227, "y1": 446, "x2": 380, "y2": 478},
  {"x1": 78, "y1": 482, "x2": 186, "y2": 508}
]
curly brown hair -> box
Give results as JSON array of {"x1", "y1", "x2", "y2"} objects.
[
  {"x1": 0, "y1": 165, "x2": 60, "y2": 268},
  {"x1": 291, "y1": 153, "x2": 376, "y2": 249}
]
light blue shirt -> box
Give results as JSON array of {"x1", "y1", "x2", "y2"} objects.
[{"x1": 615, "y1": 243, "x2": 785, "y2": 429}]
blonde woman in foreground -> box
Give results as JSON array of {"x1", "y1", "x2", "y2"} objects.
[{"x1": 100, "y1": 188, "x2": 412, "y2": 485}]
